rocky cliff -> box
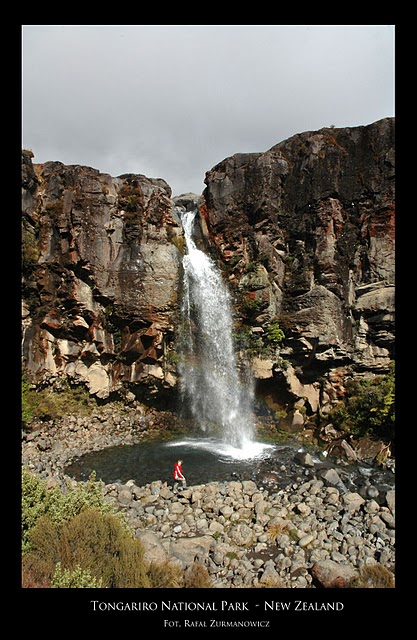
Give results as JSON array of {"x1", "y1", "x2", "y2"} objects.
[
  {"x1": 22, "y1": 117, "x2": 395, "y2": 423},
  {"x1": 199, "y1": 117, "x2": 395, "y2": 419},
  {"x1": 22, "y1": 155, "x2": 184, "y2": 402}
]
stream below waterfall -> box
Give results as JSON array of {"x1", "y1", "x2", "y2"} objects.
[{"x1": 64, "y1": 436, "x2": 395, "y2": 501}]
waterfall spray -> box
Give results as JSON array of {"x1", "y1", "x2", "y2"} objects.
[{"x1": 179, "y1": 211, "x2": 255, "y2": 450}]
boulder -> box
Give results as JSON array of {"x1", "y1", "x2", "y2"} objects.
[
  {"x1": 229, "y1": 523, "x2": 254, "y2": 547},
  {"x1": 168, "y1": 535, "x2": 213, "y2": 566},
  {"x1": 311, "y1": 559, "x2": 358, "y2": 588},
  {"x1": 386, "y1": 489, "x2": 395, "y2": 514},
  {"x1": 242, "y1": 480, "x2": 257, "y2": 495},
  {"x1": 320, "y1": 468, "x2": 345, "y2": 490},
  {"x1": 137, "y1": 530, "x2": 168, "y2": 565},
  {"x1": 294, "y1": 451, "x2": 314, "y2": 467},
  {"x1": 342, "y1": 492, "x2": 365, "y2": 513}
]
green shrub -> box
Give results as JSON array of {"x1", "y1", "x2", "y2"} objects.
[
  {"x1": 22, "y1": 468, "x2": 118, "y2": 553},
  {"x1": 22, "y1": 547, "x2": 55, "y2": 587},
  {"x1": 45, "y1": 473, "x2": 117, "y2": 527},
  {"x1": 22, "y1": 228, "x2": 40, "y2": 271},
  {"x1": 23, "y1": 516, "x2": 63, "y2": 583},
  {"x1": 21, "y1": 374, "x2": 93, "y2": 425},
  {"x1": 329, "y1": 362, "x2": 395, "y2": 440},
  {"x1": 62, "y1": 509, "x2": 150, "y2": 588},
  {"x1": 52, "y1": 562, "x2": 104, "y2": 588},
  {"x1": 24, "y1": 508, "x2": 151, "y2": 588},
  {"x1": 21, "y1": 560, "x2": 50, "y2": 588},
  {"x1": 22, "y1": 374, "x2": 36, "y2": 424},
  {"x1": 22, "y1": 468, "x2": 50, "y2": 553},
  {"x1": 265, "y1": 321, "x2": 285, "y2": 347},
  {"x1": 21, "y1": 469, "x2": 190, "y2": 589},
  {"x1": 232, "y1": 326, "x2": 254, "y2": 351}
]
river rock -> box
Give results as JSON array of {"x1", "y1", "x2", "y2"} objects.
[
  {"x1": 320, "y1": 468, "x2": 347, "y2": 492},
  {"x1": 219, "y1": 505, "x2": 234, "y2": 518},
  {"x1": 168, "y1": 535, "x2": 213, "y2": 566},
  {"x1": 386, "y1": 489, "x2": 395, "y2": 514},
  {"x1": 342, "y1": 492, "x2": 365, "y2": 512},
  {"x1": 259, "y1": 563, "x2": 281, "y2": 586},
  {"x1": 294, "y1": 451, "x2": 314, "y2": 467},
  {"x1": 137, "y1": 530, "x2": 168, "y2": 565},
  {"x1": 242, "y1": 480, "x2": 257, "y2": 495},
  {"x1": 311, "y1": 559, "x2": 358, "y2": 588},
  {"x1": 230, "y1": 523, "x2": 254, "y2": 546},
  {"x1": 118, "y1": 487, "x2": 133, "y2": 505},
  {"x1": 380, "y1": 512, "x2": 395, "y2": 528},
  {"x1": 298, "y1": 533, "x2": 314, "y2": 548}
]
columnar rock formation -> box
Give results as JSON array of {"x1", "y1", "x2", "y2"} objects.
[{"x1": 22, "y1": 117, "x2": 395, "y2": 419}]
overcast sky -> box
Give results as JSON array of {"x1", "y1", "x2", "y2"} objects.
[{"x1": 22, "y1": 25, "x2": 395, "y2": 196}]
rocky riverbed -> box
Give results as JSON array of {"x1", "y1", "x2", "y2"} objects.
[{"x1": 21, "y1": 405, "x2": 395, "y2": 588}]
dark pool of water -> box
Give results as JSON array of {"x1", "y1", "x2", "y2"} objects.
[
  {"x1": 65, "y1": 438, "x2": 272, "y2": 486},
  {"x1": 64, "y1": 436, "x2": 395, "y2": 497}
]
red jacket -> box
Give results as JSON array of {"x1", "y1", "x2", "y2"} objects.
[{"x1": 173, "y1": 462, "x2": 185, "y2": 480}]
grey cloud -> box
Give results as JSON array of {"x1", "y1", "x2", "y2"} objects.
[{"x1": 22, "y1": 25, "x2": 394, "y2": 196}]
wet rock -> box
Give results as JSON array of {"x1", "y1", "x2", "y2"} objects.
[
  {"x1": 320, "y1": 468, "x2": 348, "y2": 492},
  {"x1": 294, "y1": 451, "x2": 315, "y2": 467}
]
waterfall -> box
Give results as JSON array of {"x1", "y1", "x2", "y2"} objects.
[{"x1": 179, "y1": 210, "x2": 255, "y2": 450}]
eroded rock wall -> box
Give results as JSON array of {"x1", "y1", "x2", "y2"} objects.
[
  {"x1": 22, "y1": 153, "x2": 183, "y2": 400},
  {"x1": 199, "y1": 118, "x2": 395, "y2": 416}
]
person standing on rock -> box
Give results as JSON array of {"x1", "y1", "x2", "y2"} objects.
[{"x1": 173, "y1": 459, "x2": 186, "y2": 491}]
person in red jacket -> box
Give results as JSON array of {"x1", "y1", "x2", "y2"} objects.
[{"x1": 173, "y1": 459, "x2": 186, "y2": 491}]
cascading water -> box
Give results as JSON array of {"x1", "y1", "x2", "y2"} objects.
[{"x1": 178, "y1": 210, "x2": 258, "y2": 456}]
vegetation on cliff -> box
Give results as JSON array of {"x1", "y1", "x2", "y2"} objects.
[
  {"x1": 329, "y1": 362, "x2": 395, "y2": 442},
  {"x1": 22, "y1": 373, "x2": 93, "y2": 425}
]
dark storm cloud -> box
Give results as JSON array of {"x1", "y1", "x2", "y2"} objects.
[{"x1": 22, "y1": 25, "x2": 394, "y2": 196}]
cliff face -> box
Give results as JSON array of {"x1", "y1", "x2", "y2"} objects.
[
  {"x1": 22, "y1": 117, "x2": 395, "y2": 419},
  {"x1": 199, "y1": 118, "x2": 395, "y2": 415},
  {"x1": 22, "y1": 155, "x2": 183, "y2": 400}
]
